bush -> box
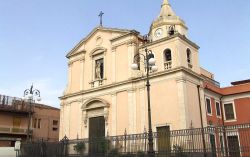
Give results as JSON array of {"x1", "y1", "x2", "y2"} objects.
[
  {"x1": 136, "y1": 151, "x2": 145, "y2": 157},
  {"x1": 73, "y1": 141, "x2": 86, "y2": 155},
  {"x1": 173, "y1": 145, "x2": 187, "y2": 157},
  {"x1": 108, "y1": 148, "x2": 120, "y2": 157}
]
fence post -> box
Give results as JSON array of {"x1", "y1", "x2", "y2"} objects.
[
  {"x1": 220, "y1": 98, "x2": 229, "y2": 157},
  {"x1": 124, "y1": 129, "x2": 127, "y2": 153},
  {"x1": 197, "y1": 85, "x2": 207, "y2": 157},
  {"x1": 41, "y1": 138, "x2": 47, "y2": 157},
  {"x1": 144, "y1": 127, "x2": 147, "y2": 152},
  {"x1": 106, "y1": 130, "x2": 110, "y2": 157},
  {"x1": 61, "y1": 135, "x2": 69, "y2": 157}
]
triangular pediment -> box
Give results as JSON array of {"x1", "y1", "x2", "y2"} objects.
[{"x1": 66, "y1": 26, "x2": 132, "y2": 58}]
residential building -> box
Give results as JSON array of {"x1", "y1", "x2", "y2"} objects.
[
  {"x1": 202, "y1": 79, "x2": 250, "y2": 157},
  {"x1": 204, "y1": 79, "x2": 250, "y2": 126},
  {"x1": 0, "y1": 94, "x2": 60, "y2": 147}
]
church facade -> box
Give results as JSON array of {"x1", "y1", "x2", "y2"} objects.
[{"x1": 59, "y1": 0, "x2": 240, "y2": 140}]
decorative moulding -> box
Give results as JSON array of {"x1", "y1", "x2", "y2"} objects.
[
  {"x1": 89, "y1": 47, "x2": 107, "y2": 57},
  {"x1": 81, "y1": 98, "x2": 110, "y2": 110},
  {"x1": 67, "y1": 49, "x2": 86, "y2": 59}
]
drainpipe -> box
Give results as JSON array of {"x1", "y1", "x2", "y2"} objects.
[
  {"x1": 220, "y1": 96, "x2": 229, "y2": 157},
  {"x1": 197, "y1": 85, "x2": 207, "y2": 157}
]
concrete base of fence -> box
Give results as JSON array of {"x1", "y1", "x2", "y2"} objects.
[{"x1": 0, "y1": 147, "x2": 16, "y2": 157}]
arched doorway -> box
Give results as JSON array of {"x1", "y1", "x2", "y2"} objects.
[{"x1": 82, "y1": 98, "x2": 109, "y2": 155}]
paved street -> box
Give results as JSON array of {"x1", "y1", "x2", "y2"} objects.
[{"x1": 0, "y1": 147, "x2": 16, "y2": 157}]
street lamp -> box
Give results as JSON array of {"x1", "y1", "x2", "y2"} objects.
[
  {"x1": 131, "y1": 48, "x2": 157, "y2": 156},
  {"x1": 23, "y1": 84, "x2": 41, "y2": 141}
]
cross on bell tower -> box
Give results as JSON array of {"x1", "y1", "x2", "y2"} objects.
[{"x1": 98, "y1": 11, "x2": 104, "y2": 26}]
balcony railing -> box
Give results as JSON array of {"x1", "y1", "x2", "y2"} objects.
[
  {"x1": 0, "y1": 126, "x2": 31, "y2": 135},
  {"x1": 0, "y1": 95, "x2": 32, "y2": 114},
  {"x1": 89, "y1": 78, "x2": 106, "y2": 88},
  {"x1": 164, "y1": 61, "x2": 172, "y2": 70}
]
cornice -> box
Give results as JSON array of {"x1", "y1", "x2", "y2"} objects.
[
  {"x1": 110, "y1": 30, "x2": 140, "y2": 42},
  {"x1": 67, "y1": 50, "x2": 86, "y2": 59},
  {"x1": 151, "y1": 20, "x2": 188, "y2": 30},
  {"x1": 140, "y1": 33, "x2": 199, "y2": 50},
  {"x1": 126, "y1": 40, "x2": 137, "y2": 47},
  {"x1": 59, "y1": 66, "x2": 204, "y2": 100},
  {"x1": 111, "y1": 39, "x2": 137, "y2": 49},
  {"x1": 68, "y1": 56, "x2": 85, "y2": 65}
]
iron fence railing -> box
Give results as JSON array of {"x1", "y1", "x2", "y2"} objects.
[
  {"x1": 20, "y1": 123, "x2": 250, "y2": 157},
  {"x1": 0, "y1": 94, "x2": 33, "y2": 113}
]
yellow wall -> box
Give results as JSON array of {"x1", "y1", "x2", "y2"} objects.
[{"x1": 116, "y1": 91, "x2": 129, "y2": 135}]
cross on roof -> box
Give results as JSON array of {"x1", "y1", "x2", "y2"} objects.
[{"x1": 98, "y1": 11, "x2": 104, "y2": 26}]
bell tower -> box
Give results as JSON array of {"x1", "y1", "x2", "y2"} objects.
[{"x1": 149, "y1": 0, "x2": 188, "y2": 41}]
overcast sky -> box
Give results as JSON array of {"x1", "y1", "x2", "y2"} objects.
[{"x1": 1, "y1": 0, "x2": 249, "y2": 108}]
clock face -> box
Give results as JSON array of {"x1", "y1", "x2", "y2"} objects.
[{"x1": 155, "y1": 28, "x2": 163, "y2": 37}]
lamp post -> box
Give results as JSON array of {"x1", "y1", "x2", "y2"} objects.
[
  {"x1": 131, "y1": 48, "x2": 158, "y2": 157},
  {"x1": 23, "y1": 84, "x2": 41, "y2": 141}
]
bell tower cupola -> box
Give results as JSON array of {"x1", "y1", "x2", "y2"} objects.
[{"x1": 149, "y1": 0, "x2": 188, "y2": 41}]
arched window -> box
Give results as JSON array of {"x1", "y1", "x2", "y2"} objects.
[
  {"x1": 164, "y1": 49, "x2": 172, "y2": 61},
  {"x1": 163, "y1": 49, "x2": 172, "y2": 70},
  {"x1": 187, "y1": 48, "x2": 191, "y2": 64}
]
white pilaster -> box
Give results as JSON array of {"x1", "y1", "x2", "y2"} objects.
[
  {"x1": 127, "y1": 43, "x2": 136, "y2": 78},
  {"x1": 132, "y1": 91, "x2": 137, "y2": 133},
  {"x1": 77, "y1": 102, "x2": 82, "y2": 138},
  {"x1": 59, "y1": 103, "x2": 64, "y2": 139},
  {"x1": 176, "y1": 77, "x2": 189, "y2": 129},
  {"x1": 112, "y1": 48, "x2": 116, "y2": 83},
  {"x1": 80, "y1": 59, "x2": 84, "y2": 90},
  {"x1": 128, "y1": 89, "x2": 136, "y2": 134},
  {"x1": 139, "y1": 87, "x2": 146, "y2": 132},
  {"x1": 64, "y1": 103, "x2": 71, "y2": 137},
  {"x1": 175, "y1": 44, "x2": 181, "y2": 67},
  {"x1": 67, "y1": 63, "x2": 73, "y2": 93},
  {"x1": 82, "y1": 110, "x2": 88, "y2": 138},
  {"x1": 111, "y1": 93, "x2": 117, "y2": 135},
  {"x1": 199, "y1": 86, "x2": 208, "y2": 127},
  {"x1": 68, "y1": 103, "x2": 71, "y2": 138}
]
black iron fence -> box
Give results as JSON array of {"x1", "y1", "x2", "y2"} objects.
[{"x1": 20, "y1": 123, "x2": 250, "y2": 157}]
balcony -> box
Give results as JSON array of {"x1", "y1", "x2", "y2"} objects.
[
  {"x1": 0, "y1": 126, "x2": 32, "y2": 135},
  {"x1": 164, "y1": 61, "x2": 172, "y2": 70},
  {"x1": 0, "y1": 95, "x2": 33, "y2": 114},
  {"x1": 90, "y1": 78, "x2": 106, "y2": 88}
]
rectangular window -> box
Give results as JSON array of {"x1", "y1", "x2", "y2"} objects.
[
  {"x1": 13, "y1": 117, "x2": 21, "y2": 127},
  {"x1": 52, "y1": 127, "x2": 58, "y2": 131},
  {"x1": 216, "y1": 102, "x2": 221, "y2": 116},
  {"x1": 53, "y1": 120, "x2": 58, "y2": 126},
  {"x1": 95, "y1": 58, "x2": 104, "y2": 79},
  {"x1": 38, "y1": 119, "x2": 41, "y2": 129},
  {"x1": 224, "y1": 103, "x2": 235, "y2": 120},
  {"x1": 206, "y1": 98, "x2": 212, "y2": 115},
  {"x1": 33, "y1": 118, "x2": 37, "y2": 128}
]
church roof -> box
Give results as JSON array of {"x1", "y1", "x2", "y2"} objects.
[
  {"x1": 158, "y1": 0, "x2": 176, "y2": 18},
  {"x1": 66, "y1": 26, "x2": 133, "y2": 58},
  {"x1": 151, "y1": 0, "x2": 186, "y2": 30}
]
